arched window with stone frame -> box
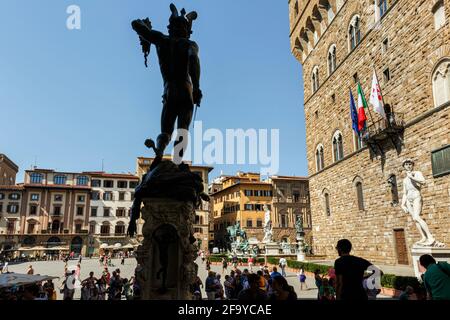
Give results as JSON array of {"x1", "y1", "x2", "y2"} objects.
[
  {"x1": 319, "y1": 0, "x2": 334, "y2": 24},
  {"x1": 348, "y1": 15, "x2": 362, "y2": 51},
  {"x1": 353, "y1": 176, "x2": 365, "y2": 211},
  {"x1": 328, "y1": 44, "x2": 337, "y2": 76},
  {"x1": 311, "y1": 66, "x2": 320, "y2": 93},
  {"x1": 432, "y1": 0, "x2": 446, "y2": 31},
  {"x1": 332, "y1": 131, "x2": 344, "y2": 162},
  {"x1": 315, "y1": 144, "x2": 325, "y2": 172},
  {"x1": 294, "y1": 1, "x2": 299, "y2": 17},
  {"x1": 295, "y1": 38, "x2": 306, "y2": 62},
  {"x1": 378, "y1": 0, "x2": 389, "y2": 19},
  {"x1": 432, "y1": 58, "x2": 450, "y2": 108},
  {"x1": 322, "y1": 189, "x2": 331, "y2": 216}
]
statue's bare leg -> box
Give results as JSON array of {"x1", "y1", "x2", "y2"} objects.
[
  {"x1": 157, "y1": 99, "x2": 178, "y2": 157},
  {"x1": 407, "y1": 200, "x2": 427, "y2": 244},
  {"x1": 173, "y1": 103, "x2": 194, "y2": 160}
]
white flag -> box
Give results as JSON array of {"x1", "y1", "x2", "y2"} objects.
[{"x1": 370, "y1": 70, "x2": 386, "y2": 118}]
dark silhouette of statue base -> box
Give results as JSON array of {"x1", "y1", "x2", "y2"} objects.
[{"x1": 127, "y1": 5, "x2": 208, "y2": 299}]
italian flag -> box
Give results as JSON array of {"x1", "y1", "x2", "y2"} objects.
[{"x1": 357, "y1": 82, "x2": 368, "y2": 132}]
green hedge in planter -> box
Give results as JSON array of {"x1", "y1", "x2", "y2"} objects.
[
  {"x1": 286, "y1": 260, "x2": 330, "y2": 274},
  {"x1": 265, "y1": 258, "x2": 330, "y2": 274},
  {"x1": 208, "y1": 255, "x2": 265, "y2": 264},
  {"x1": 245, "y1": 255, "x2": 421, "y2": 291},
  {"x1": 380, "y1": 274, "x2": 421, "y2": 290}
]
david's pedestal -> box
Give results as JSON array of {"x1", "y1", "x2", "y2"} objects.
[
  {"x1": 135, "y1": 198, "x2": 197, "y2": 300},
  {"x1": 411, "y1": 246, "x2": 450, "y2": 279}
]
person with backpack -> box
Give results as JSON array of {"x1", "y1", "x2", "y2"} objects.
[
  {"x1": 205, "y1": 271, "x2": 217, "y2": 300},
  {"x1": 419, "y1": 254, "x2": 450, "y2": 300}
]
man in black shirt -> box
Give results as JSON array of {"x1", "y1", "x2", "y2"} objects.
[{"x1": 334, "y1": 239, "x2": 373, "y2": 300}]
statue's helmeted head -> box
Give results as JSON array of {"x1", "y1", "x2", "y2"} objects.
[{"x1": 167, "y1": 3, "x2": 197, "y2": 38}]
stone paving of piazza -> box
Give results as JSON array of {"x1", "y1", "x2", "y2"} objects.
[{"x1": 5, "y1": 256, "x2": 392, "y2": 300}]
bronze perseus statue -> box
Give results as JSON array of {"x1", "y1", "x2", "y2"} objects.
[{"x1": 131, "y1": 3, "x2": 202, "y2": 163}]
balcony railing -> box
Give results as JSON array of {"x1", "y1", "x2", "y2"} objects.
[{"x1": 362, "y1": 112, "x2": 405, "y2": 143}]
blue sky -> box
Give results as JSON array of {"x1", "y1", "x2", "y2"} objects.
[{"x1": 0, "y1": 0, "x2": 306, "y2": 182}]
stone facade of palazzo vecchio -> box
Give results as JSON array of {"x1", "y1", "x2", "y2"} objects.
[{"x1": 288, "y1": 0, "x2": 450, "y2": 265}]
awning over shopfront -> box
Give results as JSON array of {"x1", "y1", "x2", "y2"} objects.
[
  {"x1": 18, "y1": 246, "x2": 47, "y2": 251},
  {"x1": 46, "y1": 246, "x2": 69, "y2": 251},
  {"x1": 0, "y1": 273, "x2": 59, "y2": 288}
]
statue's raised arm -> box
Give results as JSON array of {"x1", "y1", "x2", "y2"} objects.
[{"x1": 131, "y1": 19, "x2": 165, "y2": 45}]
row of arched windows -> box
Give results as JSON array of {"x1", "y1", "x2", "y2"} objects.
[
  {"x1": 314, "y1": 57, "x2": 450, "y2": 174},
  {"x1": 315, "y1": 131, "x2": 344, "y2": 172},
  {"x1": 294, "y1": 0, "x2": 393, "y2": 65},
  {"x1": 310, "y1": 14, "x2": 361, "y2": 93},
  {"x1": 322, "y1": 176, "x2": 365, "y2": 216}
]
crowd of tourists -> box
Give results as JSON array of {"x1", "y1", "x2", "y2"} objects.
[
  {"x1": 192, "y1": 265, "x2": 297, "y2": 301},
  {"x1": 0, "y1": 252, "x2": 138, "y2": 300},
  {"x1": 195, "y1": 239, "x2": 450, "y2": 301},
  {"x1": 59, "y1": 266, "x2": 136, "y2": 300},
  {"x1": 59, "y1": 252, "x2": 136, "y2": 300}
]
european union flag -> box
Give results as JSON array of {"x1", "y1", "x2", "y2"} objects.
[{"x1": 350, "y1": 89, "x2": 359, "y2": 135}]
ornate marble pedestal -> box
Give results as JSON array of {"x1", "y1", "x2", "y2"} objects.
[
  {"x1": 411, "y1": 245, "x2": 450, "y2": 280},
  {"x1": 135, "y1": 198, "x2": 197, "y2": 300}
]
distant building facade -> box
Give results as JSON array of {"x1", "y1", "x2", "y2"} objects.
[
  {"x1": 0, "y1": 185, "x2": 24, "y2": 252},
  {"x1": 84, "y1": 172, "x2": 139, "y2": 255},
  {"x1": 20, "y1": 168, "x2": 92, "y2": 256},
  {"x1": 210, "y1": 172, "x2": 311, "y2": 249},
  {"x1": 0, "y1": 154, "x2": 18, "y2": 185}
]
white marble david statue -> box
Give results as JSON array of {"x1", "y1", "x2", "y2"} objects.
[{"x1": 401, "y1": 158, "x2": 444, "y2": 247}]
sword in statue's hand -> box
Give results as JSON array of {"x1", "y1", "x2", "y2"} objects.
[
  {"x1": 192, "y1": 104, "x2": 199, "y2": 128},
  {"x1": 192, "y1": 89, "x2": 203, "y2": 128}
]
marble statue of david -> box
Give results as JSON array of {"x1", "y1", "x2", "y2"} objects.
[{"x1": 401, "y1": 159, "x2": 444, "y2": 247}]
